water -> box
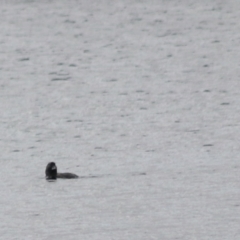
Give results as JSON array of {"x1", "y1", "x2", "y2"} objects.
[{"x1": 0, "y1": 0, "x2": 239, "y2": 239}]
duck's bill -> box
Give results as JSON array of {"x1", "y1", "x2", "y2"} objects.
[{"x1": 51, "y1": 166, "x2": 56, "y2": 170}]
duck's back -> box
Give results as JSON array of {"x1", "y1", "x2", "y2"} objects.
[{"x1": 57, "y1": 172, "x2": 79, "y2": 179}]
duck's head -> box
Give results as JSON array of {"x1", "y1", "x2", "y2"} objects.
[{"x1": 45, "y1": 162, "x2": 57, "y2": 180}]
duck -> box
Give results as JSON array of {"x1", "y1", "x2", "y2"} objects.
[{"x1": 45, "y1": 162, "x2": 79, "y2": 180}]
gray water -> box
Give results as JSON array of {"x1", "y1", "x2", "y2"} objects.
[{"x1": 0, "y1": 0, "x2": 239, "y2": 239}]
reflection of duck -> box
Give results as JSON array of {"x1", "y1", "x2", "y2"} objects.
[{"x1": 45, "y1": 162, "x2": 79, "y2": 180}]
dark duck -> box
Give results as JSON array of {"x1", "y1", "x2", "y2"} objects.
[{"x1": 45, "y1": 162, "x2": 79, "y2": 180}]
